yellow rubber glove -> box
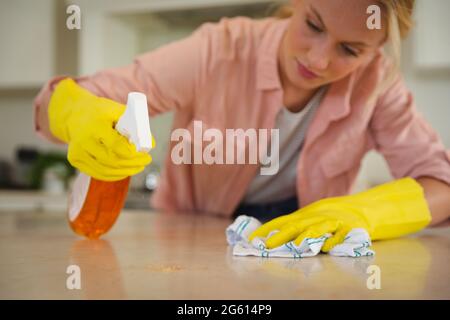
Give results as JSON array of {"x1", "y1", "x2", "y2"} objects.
[
  {"x1": 48, "y1": 78, "x2": 154, "y2": 181},
  {"x1": 249, "y1": 178, "x2": 431, "y2": 251}
]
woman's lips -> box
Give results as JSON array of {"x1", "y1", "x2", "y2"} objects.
[{"x1": 296, "y1": 59, "x2": 319, "y2": 79}]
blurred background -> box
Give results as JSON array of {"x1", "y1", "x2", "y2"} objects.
[{"x1": 0, "y1": 0, "x2": 449, "y2": 213}]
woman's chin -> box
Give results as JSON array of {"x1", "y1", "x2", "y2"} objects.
[{"x1": 291, "y1": 76, "x2": 323, "y2": 90}]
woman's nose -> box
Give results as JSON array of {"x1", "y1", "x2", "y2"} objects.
[{"x1": 307, "y1": 42, "x2": 331, "y2": 71}]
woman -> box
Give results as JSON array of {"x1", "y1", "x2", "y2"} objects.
[{"x1": 34, "y1": 0, "x2": 450, "y2": 250}]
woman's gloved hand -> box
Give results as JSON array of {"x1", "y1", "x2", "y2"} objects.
[
  {"x1": 48, "y1": 78, "x2": 154, "y2": 181},
  {"x1": 249, "y1": 178, "x2": 432, "y2": 251}
]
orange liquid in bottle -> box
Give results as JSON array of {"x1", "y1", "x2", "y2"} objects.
[
  {"x1": 68, "y1": 173, "x2": 131, "y2": 239},
  {"x1": 67, "y1": 91, "x2": 152, "y2": 239}
]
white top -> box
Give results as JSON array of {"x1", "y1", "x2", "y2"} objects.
[{"x1": 243, "y1": 86, "x2": 328, "y2": 204}]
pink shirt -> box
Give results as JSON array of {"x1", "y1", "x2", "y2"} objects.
[{"x1": 34, "y1": 17, "x2": 450, "y2": 217}]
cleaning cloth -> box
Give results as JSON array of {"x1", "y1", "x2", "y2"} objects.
[{"x1": 226, "y1": 215, "x2": 375, "y2": 258}]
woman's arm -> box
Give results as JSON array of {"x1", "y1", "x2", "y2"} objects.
[
  {"x1": 34, "y1": 25, "x2": 208, "y2": 143},
  {"x1": 36, "y1": 85, "x2": 58, "y2": 142},
  {"x1": 369, "y1": 74, "x2": 450, "y2": 226},
  {"x1": 37, "y1": 93, "x2": 55, "y2": 141},
  {"x1": 417, "y1": 177, "x2": 450, "y2": 226},
  {"x1": 34, "y1": 76, "x2": 69, "y2": 143}
]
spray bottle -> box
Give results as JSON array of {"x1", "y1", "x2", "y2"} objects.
[{"x1": 67, "y1": 92, "x2": 152, "y2": 239}]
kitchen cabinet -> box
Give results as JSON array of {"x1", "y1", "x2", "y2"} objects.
[
  {"x1": 71, "y1": 0, "x2": 275, "y2": 73},
  {"x1": 0, "y1": 0, "x2": 78, "y2": 89},
  {"x1": 0, "y1": 0, "x2": 55, "y2": 88},
  {"x1": 414, "y1": 0, "x2": 450, "y2": 69}
]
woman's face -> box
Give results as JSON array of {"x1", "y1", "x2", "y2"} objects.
[{"x1": 280, "y1": 0, "x2": 387, "y2": 91}]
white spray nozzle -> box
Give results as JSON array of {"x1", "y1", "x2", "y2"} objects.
[{"x1": 115, "y1": 92, "x2": 153, "y2": 153}]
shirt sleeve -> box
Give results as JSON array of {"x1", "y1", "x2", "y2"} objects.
[
  {"x1": 33, "y1": 25, "x2": 208, "y2": 142},
  {"x1": 370, "y1": 74, "x2": 450, "y2": 186}
]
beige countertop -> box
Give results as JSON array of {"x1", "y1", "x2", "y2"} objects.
[{"x1": 0, "y1": 209, "x2": 449, "y2": 299}]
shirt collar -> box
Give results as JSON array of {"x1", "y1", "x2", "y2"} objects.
[{"x1": 256, "y1": 19, "x2": 290, "y2": 91}]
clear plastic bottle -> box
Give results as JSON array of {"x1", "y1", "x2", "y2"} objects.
[{"x1": 67, "y1": 92, "x2": 152, "y2": 239}]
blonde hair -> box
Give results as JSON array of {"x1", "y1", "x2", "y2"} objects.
[
  {"x1": 272, "y1": 0, "x2": 415, "y2": 98},
  {"x1": 377, "y1": 0, "x2": 414, "y2": 89}
]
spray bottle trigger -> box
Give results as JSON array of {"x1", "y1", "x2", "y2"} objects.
[{"x1": 115, "y1": 92, "x2": 152, "y2": 153}]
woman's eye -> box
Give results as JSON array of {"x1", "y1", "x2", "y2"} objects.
[
  {"x1": 341, "y1": 44, "x2": 358, "y2": 57},
  {"x1": 306, "y1": 20, "x2": 322, "y2": 33}
]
